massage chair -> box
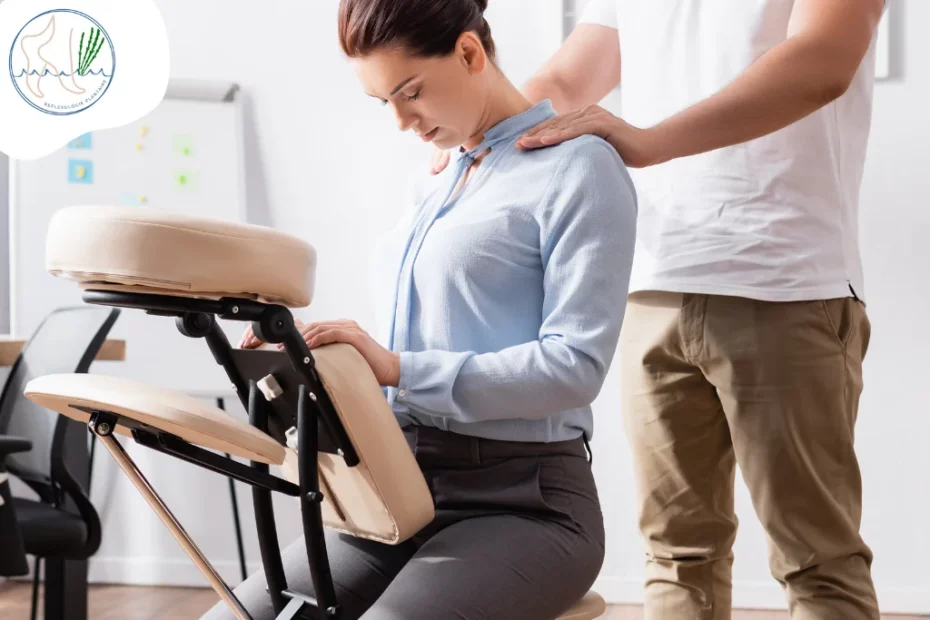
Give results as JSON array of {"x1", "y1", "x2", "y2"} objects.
[{"x1": 23, "y1": 205, "x2": 607, "y2": 620}]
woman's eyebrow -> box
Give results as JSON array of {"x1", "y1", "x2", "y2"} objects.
[{"x1": 390, "y1": 75, "x2": 419, "y2": 95}]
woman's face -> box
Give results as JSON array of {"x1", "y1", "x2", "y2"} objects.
[{"x1": 352, "y1": 35, "x2": 489, "y2": 150}]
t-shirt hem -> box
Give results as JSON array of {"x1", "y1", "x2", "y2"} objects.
[{"x1": 630, "y1": 279, "x2": 860, "y2": 303}]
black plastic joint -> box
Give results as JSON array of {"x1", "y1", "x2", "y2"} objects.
[
  {"x1": 88, "y1": 410, "x2": 119, "y2": 437},
  {"x1": 304, "y1": 491, "x2": 324, "y2": 504}
]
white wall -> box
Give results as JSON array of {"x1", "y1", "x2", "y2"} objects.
[{"x1": 12, "y1": 0, "x2": 928, "y2": 614}]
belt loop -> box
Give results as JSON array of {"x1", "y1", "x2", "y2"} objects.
[
  {"x1": 471, "y1": 437, "x2": 481, "y2": 464},
  {"x1": 414, "y1": 425, "x2": 420, "y2": 456},
  {"x1": 582, "y1": 432, "x2": 593, "y2": 465}
]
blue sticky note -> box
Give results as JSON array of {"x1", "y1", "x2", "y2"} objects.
[
  {"x1": 69, "y1": 133, "x2": 93, "y2": 149},
  {"x1": 119, "y1": 192, "x2": 148, "y2": 206},
  {"x1": 68, "y1": 159, "x2": 94, "y2": 184}
]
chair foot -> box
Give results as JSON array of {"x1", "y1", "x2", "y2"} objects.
[
  {"x1": 30, "y1": 557, "x2": 41, "y2": 620},
  {"x1": 91, "y1": 417, "x2": 253, "y2": 620}
]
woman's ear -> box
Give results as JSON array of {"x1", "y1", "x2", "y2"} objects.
[{"x1": 457, "y1": 31, "x2": 487, "y2": 75}]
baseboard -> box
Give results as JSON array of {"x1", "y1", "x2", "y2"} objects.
[
  {"x1": 592, "y1": 576, "x2": 930, "y2": 615},
  {"x1": 87, "y1": 556, "x2": 263, "y2": 589},
  {"x1": 21, "y1": 559, "x2": 928, "y2": 615}
]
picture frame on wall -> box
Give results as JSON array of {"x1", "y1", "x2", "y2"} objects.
[{"x1": 562, "y1": 0, "x2": 893, "y2": 80}]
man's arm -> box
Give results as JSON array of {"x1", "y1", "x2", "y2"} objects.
[
  {"x1": 644, "y1": 0, "x2": 885, "y2": 163},
  {"x1": 518, "y1": 0, "x2": 885, "y2": 167},
  {"x1": 522, "y1": 24, "x2": 621, "y2": 113}
]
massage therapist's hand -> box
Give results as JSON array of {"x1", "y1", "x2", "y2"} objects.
[
  {"x1": 516, "y1": 105, "x2": 665, "y2": 169},
  {"x1": 278, "y1": 320, "x2": 401, "y2": 388},
  {"x1": 429, "y1": 147, "x2": 451, "y2": 175}
]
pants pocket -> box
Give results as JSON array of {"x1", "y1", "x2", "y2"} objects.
[{"x1": 819, "y1": 298, "x2": 859, "y2": 348}]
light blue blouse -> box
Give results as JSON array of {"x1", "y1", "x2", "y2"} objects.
[{"x1": 370, "y1": 100, "x2": 637, "y2": 443}]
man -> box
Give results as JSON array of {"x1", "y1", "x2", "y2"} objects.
[{"x1": 432, "y1": 0, "x2": 885, "y2": 617}]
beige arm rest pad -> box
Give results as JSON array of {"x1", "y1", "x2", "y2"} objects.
[
  {"x1": 25, "y1": 344, "x2": 435, "y2": 545},
  {"x1": 23, "y1": 374, "x2": 285, "y2": 465},
  {"x1": 46, "y1": 205, "x2": 316, "y2": 308},
  {"x1": 283, "y1": 344, "x2": 435, "y2": 545}
]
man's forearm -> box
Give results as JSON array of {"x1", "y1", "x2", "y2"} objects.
[
  {"x1": 523, "y1": 73, "x2": 577, "y2": 114},
  {"x1": 647, "y1": 29, "x2": 874, "y2": 164}
]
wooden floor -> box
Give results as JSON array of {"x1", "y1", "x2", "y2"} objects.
[{"x1": 0, "y1": 582, "x2": 926, "y2": 619}]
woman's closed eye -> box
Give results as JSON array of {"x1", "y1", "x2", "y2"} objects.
[{"x1": 379, "y1": 89, "x2": 421, "y2": 105}]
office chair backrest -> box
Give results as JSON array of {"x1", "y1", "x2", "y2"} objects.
[{"x1": 0, "y1": 306, "x2": 119, "y2": 497}]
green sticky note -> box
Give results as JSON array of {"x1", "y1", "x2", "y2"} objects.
[
  {"x1": 173, "y1": 134, "x2": 195, "y2": 157},
  {"x1": 174, "y1": 169, "x2": 197, "y2": 190}
]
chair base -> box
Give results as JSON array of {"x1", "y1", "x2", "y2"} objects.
[{"x1": 90, "y1": 418, "x2": 252, "y2": 620}]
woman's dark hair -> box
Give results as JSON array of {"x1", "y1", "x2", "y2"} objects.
[{"x1": 338, "y1": 0, "x2": 496, "y2": 61}]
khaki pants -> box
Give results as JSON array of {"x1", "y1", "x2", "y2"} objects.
[{"x1": 620, "y1": 291, "x2": 879, "y2": 620}]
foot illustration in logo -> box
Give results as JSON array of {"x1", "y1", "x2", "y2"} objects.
[
  {"x1": 11, "y1": 10, "x2": 114, "y2": 116},
  {"x1": 19, "y1": 16, "x2": 87, "y2": 99}
]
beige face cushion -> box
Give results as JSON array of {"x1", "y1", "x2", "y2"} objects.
[
  {"x1": 45, "y1": 205, "x2": 316, "y2": 308},
  {"x1": 24, "y1": 343, "x2": 435, "y2": 545}
]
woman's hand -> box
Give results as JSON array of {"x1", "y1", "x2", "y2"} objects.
[
  {"x1": 516, "y1": 105, "x2": 666, "y2": 168},
  {"x1": 279, "y1": 320, "x2": 401, "y2": 388},
  {"x1": 238, "y1": 324, "x2": 264, "y2": 349},
  {"x1": 238, "y1": 318, "x2": 308, "y2": 349}
]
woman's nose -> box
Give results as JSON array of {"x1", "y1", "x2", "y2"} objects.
[{"x1": 391, "y1": 104, "x2": 416, "y2": 133}]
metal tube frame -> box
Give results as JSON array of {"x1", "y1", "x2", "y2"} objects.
[
  {"x1": 78, "y1": 290, "x2": 356, "y2": 620},
  {"x1": 88, "y1": 411, "x2": 252, "y2": 620}
]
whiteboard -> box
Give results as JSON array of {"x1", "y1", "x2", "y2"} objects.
[{"x1": 8, "y1": 80, "x2": 249, "y2": 394}]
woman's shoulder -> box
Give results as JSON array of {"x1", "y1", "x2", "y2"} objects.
[
  {"x1": 504, "y1": 134, "x2": 627, "y2": 182},
  {"x1": 543, "y1": 134, "x2": 624, "y2": 170}
]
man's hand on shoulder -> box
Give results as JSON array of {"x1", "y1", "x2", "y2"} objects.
[
  {"x1": 430, "y1": 148, "x2": 451, "y2": 175},
  {"x1": 516, "y1": 105, "x2": 665, "y2": 169}
]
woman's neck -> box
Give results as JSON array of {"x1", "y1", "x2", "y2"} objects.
[{"x1": 462, "y1": 76, "x2": 534, "y2": 152}]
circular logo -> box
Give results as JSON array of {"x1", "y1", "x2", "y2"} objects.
[{"x1": 9, "y1": 9, "x2": 115, "y2": 116}]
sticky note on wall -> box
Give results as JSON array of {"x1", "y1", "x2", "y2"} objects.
[
  {"x1": 173, "y1": 134, "x2": 195, "y2": 157},
  {"x1": 68, "y1": 159, "x2": 94, "y2": 184},
  {"x1": 68, "y1": 132, "x2": 93, "y2": 149},
  {"x1": 173, "y1": 169, "x2": 198, "y2": 190}
]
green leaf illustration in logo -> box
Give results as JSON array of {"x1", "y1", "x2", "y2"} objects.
[{"x1": 77, "y1": 27, "x2": 106, "y2": 76}]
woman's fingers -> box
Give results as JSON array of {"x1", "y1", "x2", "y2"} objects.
[
  {"x1": 279, "y1": 321, "x2": 364, "y2": 350},
  {"x1": 239, "y1": 326, "x2": 257, "y2": 349}
]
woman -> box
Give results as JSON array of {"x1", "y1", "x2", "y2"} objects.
[{"x1": 206, "y1": 0, "x2": 637, "y2": 618}]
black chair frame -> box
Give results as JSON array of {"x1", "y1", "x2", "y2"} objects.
[
  {"x1": 0, "y1": 306, "x2": 120, "y2": 620},
  {"x1": 78, "y1": 289, "x2": 360, "y2": 620}
]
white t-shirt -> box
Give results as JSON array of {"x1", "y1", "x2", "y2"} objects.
[{"x1": 580, "y1": 0, "x2": 879, "y2": 302}]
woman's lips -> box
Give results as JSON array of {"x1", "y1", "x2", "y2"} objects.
[{"x1": 420, "y1": 127, "x2": 439, "y2": 142}]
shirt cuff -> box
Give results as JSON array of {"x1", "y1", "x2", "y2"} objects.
[{"x1": 395, "y1": 351, "x2": 416, "y2": 404}]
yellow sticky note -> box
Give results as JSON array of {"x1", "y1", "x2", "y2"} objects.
[
  {"x1": 139, "y1": 195, "x2": 148, "y2": 204},
  {"x1": 135, "y1": 143, "x2": 144, "y2": 151},
  {"x1": 140, "y1": 126, "x2": 149, "y2": 137},
  {"x1": 76, "y1": 166, "x2": 85, "y2": 179}
]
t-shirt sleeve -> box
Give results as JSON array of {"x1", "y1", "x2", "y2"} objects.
[{"x1": 577, "y1": 0, "x2": 618, "y2": 30}]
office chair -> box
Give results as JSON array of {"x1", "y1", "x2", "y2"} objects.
[{"x1": 0, "y1": 306, "x2": 120, "y2": 620}]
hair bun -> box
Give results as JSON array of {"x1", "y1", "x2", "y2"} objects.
[{"x1": 473, "y1": 0, "x2": 488, "y2": 13}]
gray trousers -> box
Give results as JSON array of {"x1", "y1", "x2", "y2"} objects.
[{"x1": 202, "y1": 426, "x2": 605, "y2": 620}]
